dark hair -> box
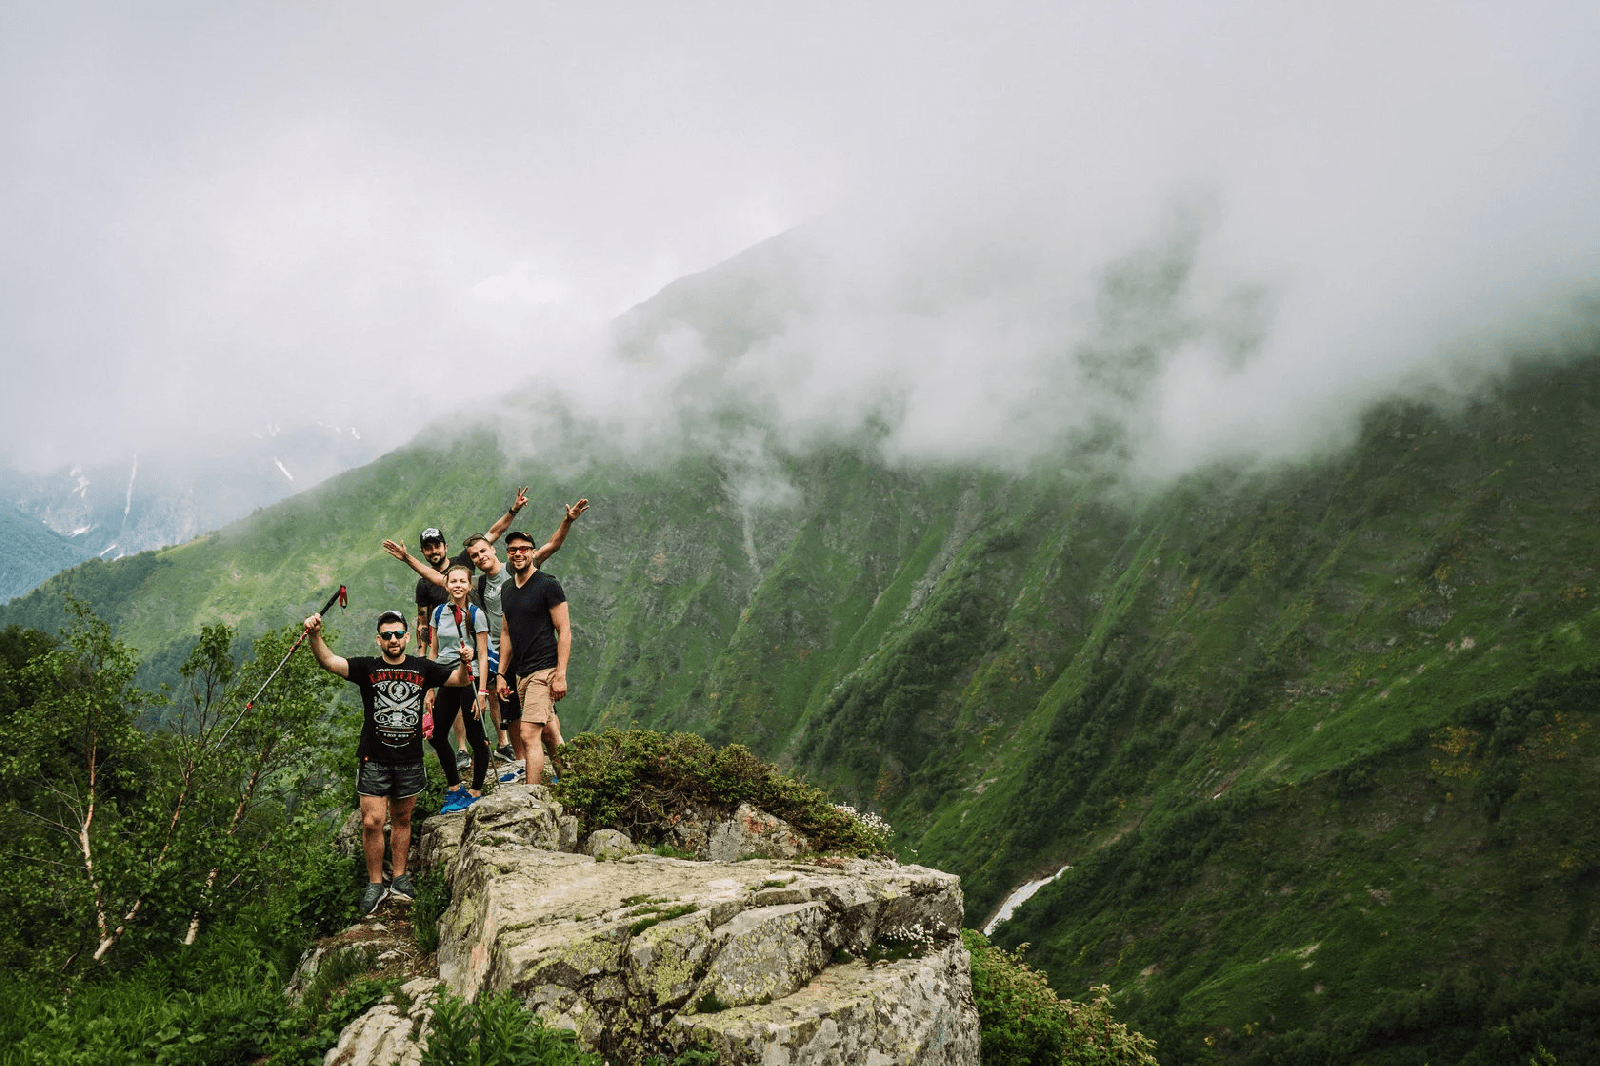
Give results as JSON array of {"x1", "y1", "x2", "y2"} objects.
[
  {"x1": 376, "y1": 610, "x2": 408, "y2": 632},
  {"x1": 464, "y1": 533, "x2": 491, "y2": 550}
]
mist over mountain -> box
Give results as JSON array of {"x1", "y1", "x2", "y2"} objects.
[{"x1": 0, "y1": 421, "x2": 378, "y2": 597}]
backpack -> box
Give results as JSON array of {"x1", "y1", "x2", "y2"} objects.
[{"x1": 431, "y1": 602, "x2": 480, "y2": 649}]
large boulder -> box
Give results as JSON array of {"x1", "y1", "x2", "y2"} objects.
[
  {"x1": 329, "y1": 788, "x2": 978, "y2": 1065},
  {"x1": 433, "y1": 795, "x2": 975, "y2": 1064}
]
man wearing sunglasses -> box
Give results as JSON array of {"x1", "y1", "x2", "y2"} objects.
[
  {"x1": 496, "y1": 528, "x2": 572, "y2": 787},
  {"x1": 303, "y1": 608, "x2": 476, "y2": 915}
]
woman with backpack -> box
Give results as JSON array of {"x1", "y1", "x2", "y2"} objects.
[{"x1": 424, "y1": 563, "x2": 492, "y2": 812}]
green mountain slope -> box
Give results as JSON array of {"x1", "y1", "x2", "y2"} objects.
[
  {"x1": 0, "y1": 503, "x2": 89, "y2": 603},
  {"x1": 6, "y1": 309, "x2": 1600, "y2": 1058}
]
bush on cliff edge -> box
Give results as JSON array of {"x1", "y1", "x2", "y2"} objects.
[
  {"x1": 551, "y1": 729, "x2": 894, "y2": 856},
  {"x1": 963, "y1": 930, "x2": 1158, "y2": 1066}
]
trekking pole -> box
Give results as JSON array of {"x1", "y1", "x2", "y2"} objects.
[{"x1": 217, "y1": 585, "x2": 347, "y2": 746}]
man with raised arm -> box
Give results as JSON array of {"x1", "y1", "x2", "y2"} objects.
[
  {"x1": 304, "y1": 608, "x2": 475, "y2": 915},
  {"x1": 495, "y1": 528, "x2": 571, "y2": 787},
  {"x1": 384, "y1": 497, "x2": 588, "y2": 764},
  {"x1": 401, "y1": 486, "x2": 531, "y2": 648}
]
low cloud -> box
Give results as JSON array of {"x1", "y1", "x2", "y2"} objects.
[{"x1": 4, "y1": 3, "x2": 1598, "y2": 488}]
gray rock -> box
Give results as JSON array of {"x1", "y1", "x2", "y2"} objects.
[
  {"x1": 337, "y1": 789, "x2": 977, "y2": 1065},
  {"x1": 418, "y1": 784, "x2": 570, "y2": 880},
  {"x1": 322, "y1": 1003, "x2": 419, "y2": 1066},
  {"x1": 436, "y1": 816, "x2": 971, "y2": 1063},
  {"x1": 670, "y1": 940, "x2": 980, "y2": 1066},
  {"x1": 584, "y1": 828, "x2": 643, "y2": 860},
  {"x1": 321, "y1": 978, "x2": 438, "y2": 1066},
  {"x1": 705, "y1": 803, "x2": 810, "y2": 862}
]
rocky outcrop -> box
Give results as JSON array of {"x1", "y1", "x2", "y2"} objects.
[
  {"x1": 322, "y1": 784, "x2": 979, "y2": 1065},
  {"x1": 323, "y1": 977, "x2": 439, "y2": 1066}
]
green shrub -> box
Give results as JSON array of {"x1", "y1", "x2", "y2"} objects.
[
  {"x1": 551, "y1": 729, "x2": 892, "y2": 855},
  {"x1": 962, "y1": 930, "x2": 1158, "y2": 1066},
  {"x1": 421, "y1": 989, "x2": 605, "y2": 1066},
  {"x1": 413, "y1": 869, "x2": 451, "y2": 955}
]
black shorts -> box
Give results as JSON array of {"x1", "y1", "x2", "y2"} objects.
[
  {"x1": 496, "y1": 677, "x2": 523, "y2": 724},
  {"x1": 357, "y1": 760, "x2": 427, "y2": 799}
]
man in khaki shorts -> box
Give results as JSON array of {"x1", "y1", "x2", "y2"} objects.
[{"x1": 494, "y1": 528, "x2": 570, "y2": 784}]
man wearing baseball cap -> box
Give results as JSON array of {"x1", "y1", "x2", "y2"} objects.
[{"x1": 403, "y1": 486, "x2": 531, "y2": 647}]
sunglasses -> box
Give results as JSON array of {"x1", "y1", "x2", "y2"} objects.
[
  {"x1": 505, "y1": 545, "x2": 535, "y2": 554},
  {"x1": 378, "y1": 630, "x2": 407, "y2": 640}
]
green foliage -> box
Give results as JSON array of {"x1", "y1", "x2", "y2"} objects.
[
  {"x1": 422, "y1": 989, "x2": 606, "y2": 1066},
  {"x1": 0, "y1": 602, "x2": 355, "y2": 977},
  {"x1": 692, "y1": 991, "x2": 729, "y2": 1015},
  {"x1": 0, "y1": 914, "x2": 387, "y2": 1066},
  {"x1": 962, "y1": 930, "x2": 1159, "y2": 1066},
  {"x1": 552, "y1": 729, "x2": 893, "y2": 855},
  {"x1": 413, "y1": 868, "x2": 452, "y2": 955},
  {"x1": 628, "y1": 903, "x2": 697, "y2": 934}
]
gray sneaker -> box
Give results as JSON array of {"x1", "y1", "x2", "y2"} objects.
[
  {"x1": 493, "y1": 744, "x2": 516, "y2": 763},
  {"x1": 360, "y1": 881, "x2": 390, "y2": 915},
  {"x1": 456, "y1": 749, "x2": 472, "y2": 770},
  {"x1": 390, "y1": 873, "x2": 417, "y2": 902}
]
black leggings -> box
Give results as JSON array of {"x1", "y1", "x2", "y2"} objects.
[{"x1": 429, "y1": 685, "x2": 490, "y2": 791}]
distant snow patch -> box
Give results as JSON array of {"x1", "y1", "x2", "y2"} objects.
[{"x1": 272, "y1": 458, "x2": 294, "y2": 482}]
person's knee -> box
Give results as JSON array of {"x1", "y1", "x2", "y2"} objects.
[
  {"x1": 391, "y1": 806, "x2": 413, "y2": 829},
  {"x1": 361, "y1": 807, "x2": 385, "y2": 832}
]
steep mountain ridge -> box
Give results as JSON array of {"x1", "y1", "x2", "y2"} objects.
[
  {"x1": 5, "y1": 316, "x2": 1599, "y2": 1057},
  {"x1": 0, "y1": 502, "x2": 88, "y2": 603}
]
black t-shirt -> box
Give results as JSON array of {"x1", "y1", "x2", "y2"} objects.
[
  {"x1": 415, "y1": 548, "x2": 473, "y2": 624},
  {"x1": 501, "y1": 570, "x2": 567, "y2": 677},
  {"x1": 346, "y1": 654, "x2": 457, "y2": 764}
]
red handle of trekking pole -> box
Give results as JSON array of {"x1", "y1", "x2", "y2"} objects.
[{"x1": 320, "y1": 585, "x2": 349, "y2": 616}]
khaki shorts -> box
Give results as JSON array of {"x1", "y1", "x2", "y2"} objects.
[{"x1": 516, "y1": 668, "x2": 559, "y2": 725}]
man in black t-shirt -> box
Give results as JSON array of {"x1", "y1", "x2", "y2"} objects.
[
  {"x1": 305, "y1": 608, "x2": 474, "y2": 915},
  {"x1": 495, "y1": 528, "x2": 571, "y2": 786}
]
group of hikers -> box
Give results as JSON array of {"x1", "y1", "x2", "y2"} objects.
[{"x1": 301, "y1": 487, "x2": 588, "y2": 914}]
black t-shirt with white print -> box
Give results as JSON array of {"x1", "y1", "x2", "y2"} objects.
[{"x1": 346, "y1": 654, "x2": 456, "y2": 764}]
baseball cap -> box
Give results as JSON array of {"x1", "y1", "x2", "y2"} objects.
[
  {"x1": 376, "y1": 610, "x2": 408, "y2": 631},
  {"x1": 420, "y1": 528, "x2": 445, "y2": 546}
]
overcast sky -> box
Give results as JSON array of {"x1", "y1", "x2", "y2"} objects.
[{"x1": 4, "y1": 2, "x2": 1598, "y2": 480}]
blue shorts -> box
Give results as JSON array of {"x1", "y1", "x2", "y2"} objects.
[{"x1": 357, "y1": 760, "x2": 426, "y2": 799}]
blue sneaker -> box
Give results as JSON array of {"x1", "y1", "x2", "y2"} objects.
[
  {"x1": 498, "y1": 765, "x2": 525, "y2": 784},
  {"x1": 440, "y1": 786, "x2": 472, "y2": 813}
]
